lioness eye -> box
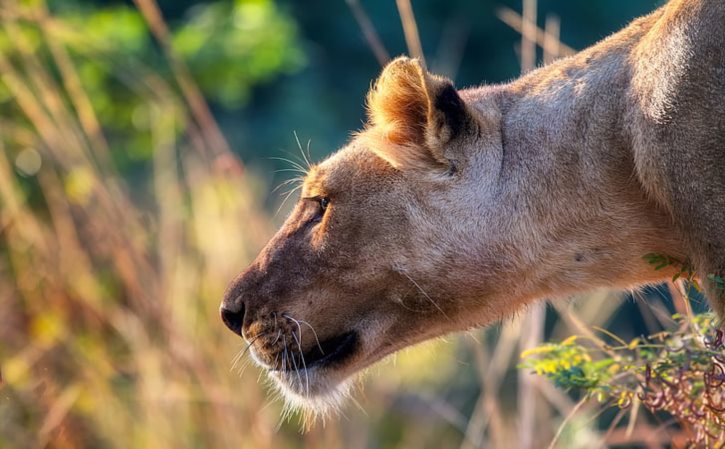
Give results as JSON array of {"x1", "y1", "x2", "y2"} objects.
[{"x1": 302, "y1": 195, "x2": 329, "y2": 224}]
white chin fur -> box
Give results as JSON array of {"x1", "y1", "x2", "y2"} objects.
[{"x1": 268, "y1": 368, "x2": 354, "y2": 422}]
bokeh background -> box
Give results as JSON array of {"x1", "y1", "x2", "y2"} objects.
[{"x1": 1, "y1": 0, "x2": 705, "y2": 448}]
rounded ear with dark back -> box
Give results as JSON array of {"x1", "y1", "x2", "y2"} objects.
[{"x1": 364, "y1": 57, "x2": 472, "y2": 172}]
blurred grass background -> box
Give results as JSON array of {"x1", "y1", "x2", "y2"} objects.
[{"x1": 0, "y1": 0, "x2": 707, "y2": 448}]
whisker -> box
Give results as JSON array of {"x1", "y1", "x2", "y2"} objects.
[
  {"x1": 280, "y1": 183, "x2": 303, "y2": 196},
  {"x1": 273, "y1": 168, "x2": 307, "y2": 175},
  {"x1": 275, "y1": 184, "x2": 303, "y2": 217},
  {"x1": 283, "y1": 314, "x2": 305, "y2": 348},
  {"x1": 349, "y1": 395, "x2": 368, "y2": 417},
  {"x1": 237, "y1": 356, "x2": 254, "y2": 377},
  {"x1": 282, "y1": 313, "x2": 314, "y2": 398},
  {"x1": 272, "y1": 176, "x2": 304, "y2": 194},
  {"x1": 268, "y1": 156, "x2": 309, "y2": 175},
  {"x1": 230, "y1": 333, "x2": 265, "y2": 372},
  {"x1": 401, "y1": 271, "x2": 450, "y2": 319},
  {"x1": 230, "y1": 346, "x2": 246, "y2": 371},
  {"x1": 293, "y1": 131, "x2": 312, "y2": 169},
  {"x1": 305, "y1": 139, "x2": 313, "y2": 169},
  {"x1": 257, "y1": 364, "x2": 266, "y2": 383},
  {"x1": 285, "y1": 334, "x2": 304, "y2": 392},
  {"x1": 278, "y1": 184, "x2": 303, "y2": 203},
  {"x1": 291, "y1": 329, "x2": 310, "y2": 397},
  {"x1": 282, "y1": 340, "x2": 289, "y2": 372},
  {"x1": 285, "y1": 314, "x2": 324, "y2": 354},
  {"x1": 273, "y1": 176, "x2": 303, "y2": 187}
]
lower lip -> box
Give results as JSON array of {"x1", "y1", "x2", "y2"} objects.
[
  {"x1": 306, "y1": 331, "x2": 358, "y2": 368},
  {"x1": 268, "y1": 331, "x2": 359, "y2": 372}
]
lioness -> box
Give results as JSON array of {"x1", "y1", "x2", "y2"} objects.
[{"x1": 221, "y1": 0, "x2": 724, "y2": 413}]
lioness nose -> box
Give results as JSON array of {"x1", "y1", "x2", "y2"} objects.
[{"x1": 220, "y1": 304, "x2": 245, "y2": 337}]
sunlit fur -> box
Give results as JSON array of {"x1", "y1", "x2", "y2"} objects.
[
  {"x1": 223, "y1": 0, "x2": 725, "y2": 421},
  {"x1": 363, "y1": 57, "x2": 469, "y2": 173},
  {"x1": 268, "y1": 369, "x2": 353, "y2": 428},
  {"x1": 366, "y1": 58, "x2": 429, "y2": 144}
]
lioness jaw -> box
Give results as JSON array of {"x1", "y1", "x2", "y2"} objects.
[{"x1": 221, "y1": 0, "x2": 725, "y2": 412}]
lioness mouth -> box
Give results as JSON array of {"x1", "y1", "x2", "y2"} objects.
[{"x1": 282, "y1": 331, "x2": 358, "y2": 370}]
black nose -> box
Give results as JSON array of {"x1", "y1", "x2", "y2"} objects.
[{"x1": 220, "y1": 304, "x2": 245, "y2": 337}]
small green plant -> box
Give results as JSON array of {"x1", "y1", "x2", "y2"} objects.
[
  {"x1": 642, "y1": 253, "x2": 699, "y2": 285},
  {"x1": 521, "y1": 313, "x2": 725, "y2": 447}
]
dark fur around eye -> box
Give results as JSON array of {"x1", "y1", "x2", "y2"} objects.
[{"x1": 304, "y1": 196, "x2": 329, "y2": 224}]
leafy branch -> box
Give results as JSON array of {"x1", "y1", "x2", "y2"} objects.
[{"x1": 521, "y1": 314, "x2": 725, "y2": 447}]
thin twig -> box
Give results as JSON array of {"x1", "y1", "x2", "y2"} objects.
[
  {"x1": 132, "y1": 0, "x2": 234, "y2": 163},
  {"x1": 518, "y1": 303, "x2": 546, "y2": 449},
  {"x1": 521, "y1": 0, "x2": 537, "y2": 74},
  {"x1": 346, "y1": 0, "x2": 390, "y2": 66},
  {"x1": 497, "y1": 6, "x2": 576, "y2": 57},
  {"x1": 395, "y1": 0, "x2": 425, "y2": 65},
  {"x1": 547, "y1": 396, "x2": 588, "y2": 449},
  {"x1": 543, "y1": 14, "x2": 561, "y2": 64}
]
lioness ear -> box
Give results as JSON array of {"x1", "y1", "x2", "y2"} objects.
[{"x1": 365, "y1": 56, "x2": 470, "y2": 171}]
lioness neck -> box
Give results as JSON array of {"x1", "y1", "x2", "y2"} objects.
[{"x1": 464, "y1": 6, "x2": 684, "y2": 300}]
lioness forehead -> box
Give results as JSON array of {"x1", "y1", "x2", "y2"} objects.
[
  {"x1": 300, "y1": 164, "x2": 325, "y2": 197},
  {"x1": 301, "y1": 143, "x2": 397, "y2": 198}
]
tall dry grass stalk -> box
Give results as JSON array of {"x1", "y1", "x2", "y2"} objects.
[{"x1": 0, "y1": 1, "x2": 285, "y2": 448}]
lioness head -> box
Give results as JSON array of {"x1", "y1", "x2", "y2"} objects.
[
  {"x1": 221, "y1": 57, "x2": 515, "y2": 411},
  {"x1": 219, "y1": 57, "x2": 677, "y2": 414}
]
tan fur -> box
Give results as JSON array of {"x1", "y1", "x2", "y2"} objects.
[{"x1": 221, "y1": 0, "x2": 724, "y2": 412}]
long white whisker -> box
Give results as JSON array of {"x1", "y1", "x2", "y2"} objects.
[
  {"x1": 269, "y1": 156, "x2": 308, "y2": 174},
  {"x1": 284, "y1": 314, "x2": 305, "y2": 348},
  {"x1": 291, "y1": 316, "x2": 324, "y2": 354},
  {"x1": 283, "y1": 314, "x2": 314, "y2": 399},
  {"x1": 305, "y1": 139, "x2": 313, "y2": 169},
  {"x1": 291, "y1": 329, "x2": 310, "y2": 398},
  {"x1": 273, "y1": 168, "x2": 307, "y2": 175},
  {"x1": 281, "y1": 341, "x2": 287, "y2": 372},
  {"x1": 277, "y1": 180, "x2": 302, "y2": 197},
  {"x1": 230, "y1": 346, "x2": 246, "y2": 371},
  {"x1": 257, "y1": 363, "x2": 266, "y2": 383},
  {"x1": 230, "y1": 333, "x2": 265, "y2": 372},
  {"x1": 293, "y1": 131, "x2": 312, "y2": 169},
  {"x1": 272, "y1": 176, "x2": 304, "y2": 194},
  {"x1": 349, "y1": 395, "x2": 368, "y2": 417},
  {"x1": 275, "y1": 184, "x2": 303, "y2": 217},
  {"x1": 237, "y1": 357, "x2": 253, "y2": 377},
  {"x1": 286, "y1": 334, "x2": 304, "y2": 392},
  {"x1": 279, "y1": 184, "x2": 303, "y2": 200}
]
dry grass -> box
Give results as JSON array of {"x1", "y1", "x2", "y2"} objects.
[{"x1": 0, "y1": 1, "x2": 280, "y2": 448}]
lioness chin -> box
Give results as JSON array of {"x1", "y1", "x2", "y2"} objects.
[{"x1": 221, "y1": 0, "x2": 725, "y2": 415}]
